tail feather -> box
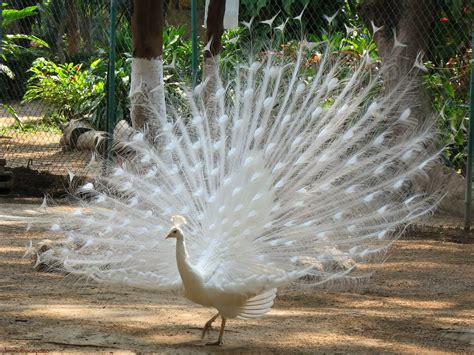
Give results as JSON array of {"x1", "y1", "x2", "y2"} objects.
[{"x1": 236, "y1": 288, "x2": 277, "y2": 319}]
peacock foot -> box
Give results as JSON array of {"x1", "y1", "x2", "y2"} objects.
[
  {"x1": 205, "y1": 340, "x2": 223, "y2": 347},
  {"x1": 201, "y1": 313, "x2": 219, "y2": 339},
  {"x1": 201, "y1": 323, "x2": 214, "y2": 338}
]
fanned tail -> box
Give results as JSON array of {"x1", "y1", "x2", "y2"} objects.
[{"x1": 36, "y1": 38, "x2": 442, "y2": 294}]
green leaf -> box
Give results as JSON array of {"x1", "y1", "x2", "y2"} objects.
[
  {"x1": 90, "y1": 58, "x2": 102, "y2": 69},
  {"x1": 2, "y1": 103, "x2": 24, "y2": 131},
  {"x1": 5, "y1": 34, "x2": 49, "y2": 48},
  {"x1": 2, "y1": 5, "x2": 38, "y2": 27},
  {"x1": 0, "y1": 63, "x2": 15, "y2": 79}
]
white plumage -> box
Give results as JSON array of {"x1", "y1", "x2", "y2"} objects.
[{"x1": 37, "y1": 39, "x2": 439, "y2": 345}]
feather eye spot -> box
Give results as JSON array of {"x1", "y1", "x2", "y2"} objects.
[
  {"x1": 265, "y1": 142, "x2": 276, "y2": 154},
  {"x1": 218, "y1": 114, "x2": 229, "y2": 125},
  {"x1": 374, "y1": 134, "x2": 385, "y2": 146},
  {"x1": 311, "y1": 107, "x2": 323, "y2": 119},
  {"x1": 228, "y1": 147, "x2": 237, "y2": 158},
  {"x1": 247, "y1": 210, "x2": 257, "y2": 217},
  {"x1": 367, "y1": 101, "x2": 378, "y2": 115},
  {"x1": 193, "y1": 83, "x2": 203, "y2": 95},
  {"x1": 244, "y1": 88, "x2": 254, "y2": 100},
  {"x1": 132, "y1": 132, "x2": 144, "y2": 142},
  {"x1": 252, "y1": 192, "x2": 264, "y2": 201},
  {"x1": 404, "y1": 196, "x2": 417, "y2": 205},
  {"x1": 327, "y1": 77, "x2": 339, "y2": 91},
  {"x1": 81, "y1": 182, "x2": 94, "y2": 191},
  {"x1": 282, "y1": 114, "x2": 291, "y2": 125},
  {"x1": 113, "y1": 168, "x2": 124, "y2": 176},
  {"x1": 263, "y1": 97, "x2": 274, "y2": 110},
  {"x1": 192, "y1": 140, "x2": 201, "y2": 150},
  {"x1": 213, "y1": 140, "x2": 223, "y2": 150},
  {"x1": 374, "y1": 165, "x2": 385, "y2": 175},
  {"x1": 269, "y1": 66, "x2": 280, "y2": 78},
  {"x1": 363, "y1": 192, "x2": 376, "y2": 203},
  {"x1": 272, "y1": 162, "x2": 285, "y2": 173},
  {"x1": 393, "y1": 179, "x2": 404, "y2": 189},
  {"x1": 347, "y1": 155, "x2": 358, "y2": 165},
  {"x1": 215, "y1": 88, "x2": 225, "y2": 98},
  {"x1": 399, "y1": 108, "x2": 411, "y2": 122},
  {"x1": 192, "y1": 115, "x2": 203, "y2": 125},
  {"x1": 275, "y1": 180, "x2": 285, "y2": 189},
  {"x1": 295, "y1": 155, "x2": 306, "y2": 165},
  {"x1": 250, "y1": 61, "x2": 261, "y2": 72},
  {"x1": 254, "y1": 127, "x2": 264, "y2": 139},
  {"x1": 291, "y1": 136, "x2": 303, "y2": 147},
  {"x1": 232, "y1": 187, "x2": 242, "y2": 196},
  {"x1": 296, "y1": 83, "x2": 305, "y2": 94},
  {"x1": 343, "y1": 129, "x2": 354, "y2": 140},
  {"x1": 234, "y1": 204, "x2": 244, "y2": 212}
]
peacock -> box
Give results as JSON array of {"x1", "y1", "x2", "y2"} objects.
[{"x1": 35, "y1": 32, "x2": 441, "y2": 346}]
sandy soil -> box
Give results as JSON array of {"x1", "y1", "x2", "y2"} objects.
[{"x1": 0, "y1": 200, "x2": 473, "y2": 354}]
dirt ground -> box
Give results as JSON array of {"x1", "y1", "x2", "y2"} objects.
[
  {"x1": 1, "y1": 101, "x2": 90, "y2": 176},
  {"x1": 1, "y1": 200, "x2": 473, "y2": 354}
]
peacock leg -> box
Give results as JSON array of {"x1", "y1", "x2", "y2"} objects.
[
  {"x1": 206, "y1": 317, "x2": 226, "y2": 346},
  {"x1": 201, "y1": 312, "x2": 220, "y2": 339}
]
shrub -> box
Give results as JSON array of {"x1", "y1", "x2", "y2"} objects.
[{"x1": 23, "y1": 58, "x2": 104, "y2": 126}]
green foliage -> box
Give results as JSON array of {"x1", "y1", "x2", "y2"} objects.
[
  {"x1": 424, "y1": 63, "x2": 470, "y2": 173},
  {"x1": 2, "y1": 103, "x2": 23, "y2": 130},
  {"x1": 431, "y1": 0, "x2": 473, "y2": 65},
  {"x1": 23, "y1": 57, "x2": 104, "y2": 126},
  {"x1": 0, "y1": 121, "x2": 62, "y2": 135},
  {"x1": 1, "y1": 3, "x2": 49, "y2": 100},
  {"x1": 1, "y1": 4, "x2": 48, "y2": 60},
  {"x1": 85, "y1": 55, "x2": 131, "y2": 131},
  {"x1": 162, "y1": 25, "x2": 193, "y2": 86},
  {"x1": 1, "y1": 3, "x2": 37, "y2": 27},
  {"x1": 239, "y1": 0, "x2": 354, "y2": 39}
]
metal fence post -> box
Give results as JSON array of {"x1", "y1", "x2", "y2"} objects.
[
  {"x1": 105, "y1": 0, "x2": 118, "y2": 172},
  {"x1": 0, "y1": 1, "x2": 3, "y2": 56},
  {"x1": 464, "y1": 31, "x2": 474, "y2": 232},
  {"x1": 191, "y1": 0, "x2": 198, "y2": 87}
]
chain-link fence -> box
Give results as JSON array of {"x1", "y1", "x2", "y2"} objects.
[{"x1": 0, "y1": 1, "x2": 472, "y2": 194}]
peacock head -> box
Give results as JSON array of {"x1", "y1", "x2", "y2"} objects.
[
  {"x1": 165, "y1": 215, "x2": 187, "y2": 240},
  {"x1": 165, "y1": 227, "x2": 184, "y2": 240}
]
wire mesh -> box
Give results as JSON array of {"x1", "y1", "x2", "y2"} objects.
[{"x1": 0, "y1": 1, "x2": 472, "y2": 188}]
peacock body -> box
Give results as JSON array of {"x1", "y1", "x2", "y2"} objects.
[{"x1": 38, "y1": 38, "x2": 439, "y2": 345}]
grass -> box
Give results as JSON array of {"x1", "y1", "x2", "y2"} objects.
[{"x1": 0, "y1": 121, "x2": 62, "y2": 136}]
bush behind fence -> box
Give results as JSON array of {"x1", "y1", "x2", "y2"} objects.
[{"x1": 0, "y1": 0, "x2": 472, "y2": 182}]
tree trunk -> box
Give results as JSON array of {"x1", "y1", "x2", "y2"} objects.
[
  {"x1": 204, "y1": 0, "x2": 226, "y2": 59},
  {"x1": 66, "y1": 0, "x2": 81, "y2": 54},
  {"x1": 359, "y1": 0, "x2": 439, "y2": 122},
  {"x1": 130, "y1": 0, "x2": 165, "y2": 131},
  {"x1": 202, "y1": 0, "x2": 226, "y2": 118}
]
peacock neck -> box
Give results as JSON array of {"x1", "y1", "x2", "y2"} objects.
[
  {"x1": 175, "y1": 236, "x2": 189, "y2": 263},
  {"x1": 175, "y1": 236, "x2": 193, "y2": 280}
]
